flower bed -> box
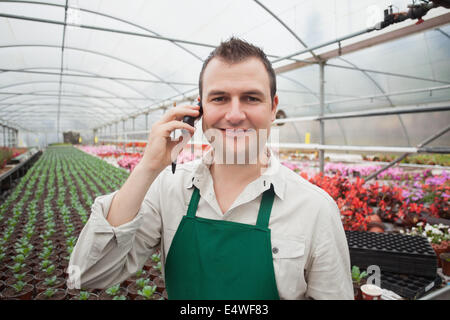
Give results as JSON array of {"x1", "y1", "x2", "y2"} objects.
[{"x1": 0, "y1": 146, "x2": 165, "y2": 300}]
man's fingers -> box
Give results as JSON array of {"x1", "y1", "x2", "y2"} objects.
[
  {"x1": 160, "y1": 105, "x2": 200, "y2": 123},
  {"x1": 159, "y1": 120, "x2": 195, "y2": 137}
]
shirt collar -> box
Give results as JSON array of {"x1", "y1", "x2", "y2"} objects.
[{"x1": 185, "y1": 147, "x2": 286, "y2": 200}]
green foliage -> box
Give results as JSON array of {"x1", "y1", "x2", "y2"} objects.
[
  {"x1": 44, "y1": 288, "x2": 56, "y2": 298},
  {"x1": 12, "y1": 281, "x2": 26, "y2": 292},
  {"x1": 105, "y1": 284, "x2": 121, "y2": 296},
  {"x1": 351, "y1": 266, "x2": 367, "y2": 285},
  {"x1": 151, "y1": 253, "x2": 161, "y2": 263},
  {"x1": 138, "y1": 285, "x2": 157, "y2": 299},
  {"x1": 135, "y1": 278, "x2": 150, "y2": 289},
  {"x1": 78, "y1": 291, "x2": 91, "y2": 300},
  {"x1": 44, "y1": 275, "x2": 58, "y2": 286}
]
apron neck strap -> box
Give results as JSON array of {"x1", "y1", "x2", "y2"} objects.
[
  {"x1": 186, "y1": 187, "x2": 201, "y2": 218},
  {"x1": 186, "y1": 184, "x2": 275, "y2": 228},
  {"x1": 255, "y1": 184, "x2": 275, "y2": 229}
]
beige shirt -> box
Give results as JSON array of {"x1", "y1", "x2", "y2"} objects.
[{"x1": 69, "y1": 149, "x2": 354, "y2": 300}]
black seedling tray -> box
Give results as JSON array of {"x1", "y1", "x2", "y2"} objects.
[
  {"x1": 380, "y1": 271, "x2": 442, "y2": 300},
  {"x1": 345, "y1": 230, "x2": 437, "y2": 278}
]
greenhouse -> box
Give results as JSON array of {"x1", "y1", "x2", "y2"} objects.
[{"x1": 0, "y1": 0, "x2": 449, "y2": 302}]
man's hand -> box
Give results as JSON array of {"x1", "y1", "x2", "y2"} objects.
[
  {"x1": 141, "y1": 104, "x2": 200, "y2": 172},
  {"x1": 106, "y1": 103, "x2": 200, "y2": 227}
]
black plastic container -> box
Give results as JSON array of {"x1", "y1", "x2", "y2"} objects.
[
  {"x1": 380, "y1": 271, "x2": 441, "y2": 299},
  {"x1": 345, "y1": 230, "x2": 437, "y2": 277}
]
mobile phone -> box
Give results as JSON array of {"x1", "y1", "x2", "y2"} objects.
[
  {"x1": 171, "y1": 101, "x2": 203, "y2": 174},
  {"x1": 182, "y1": 100, "x2": 203, "y2": 127}
]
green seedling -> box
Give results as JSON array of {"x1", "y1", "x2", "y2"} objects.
[
  {"x1": 352, "y1": 266, "x2": 368, "y2": 285},
  {"x1": 8, "y1": 262, "x2": 26, "y2": 273},
  {"x1": 113, "y1": 295, "x2": 126, "y2": 300},
  {"x1": 14, "y1": 272, "x2": 27, "y2": 281},
  {"x1": 105, "y1": 284, "x2": 121, "y2": 296},
  {"x1": 78, "y1": 291, "x2": 91, "y2": 300},
  {"x1": 135, "y1": 269, "x2": 146, "y2": 278},
  {"x1": 13, "y1": 254, "x2": 25, "y2": 264},
  {"x1": 44, "y1": 275, "x2": 58, "y2": 286},
  {"x1": 138, "y1": 285, "x2": 157, "y2": 299},
  {"x1": 12, "y1": 281, "x2": 26, "y2": 292},
  {"x1": 43, "y1": 264, "x2": 56, "y2": 275},
  {"x1": 44, "y1": 288, "x2": 56, "y2": 298},
  {"x1": 135, "y1": 278, "x2": 150, "y2": 289},
  {"x1": 151, "y1": 253, "x2": 161, "y2": 263}
]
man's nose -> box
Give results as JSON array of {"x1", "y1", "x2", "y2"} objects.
[{"x1": 224, "y1": 97, "x2": 246, "y2": 123}]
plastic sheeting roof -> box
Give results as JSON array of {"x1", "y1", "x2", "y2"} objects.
[{"x1": 0, "y1": 0, "x2": 449, "y2": 147}]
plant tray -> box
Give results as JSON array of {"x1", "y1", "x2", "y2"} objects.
[
  {"x1": 380, "y1": 271, "x2": 442, "y2": 300},
  {"x1": 345, "y1": 230, "x2": 437, "y2": 278}
]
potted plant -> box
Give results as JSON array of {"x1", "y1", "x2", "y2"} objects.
[
  {"x1": 70, "y1": 290, "x2": 99, "y2": 300},
  {"x1": 35, "y1": 275, "x2": 65, "y2": 293},
  {"x1": 149, "y1": 262, "x2": 162, "y2": 280},
  {"x1": 35, "y1": 288, "x2": 67, "y2": 300},
  {"x1": 127, "y1": 278, "x2": 151, "y2": 299},
  {"x1": 124, "y1": 268, "x2": 147, "y2": 286},
  {"x1": 99, "y1": 284, "x2": 127, "y2": 300},
  {"x1": 4, "y1": 271, "x2": 34, "y2": 286},
  {"x1": 0, "y1": 280, "x2": 34, "y2": 300},
  {"x1": 440, "y1": 252, "x2": 450, "y2": 276},
  {"x1": 352, "y1": 266, "x2": 368, "y2": 300},
  {"x1": 135, "y1": 285, "x2": 162, "y2": 300}
]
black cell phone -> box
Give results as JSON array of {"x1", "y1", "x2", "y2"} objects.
[
  {"x1": 172, "y1": 101, "x2": 203, "y2": 174},
  {"x1": 182, "y1": 101, "x2": 203, "y2": 128}
]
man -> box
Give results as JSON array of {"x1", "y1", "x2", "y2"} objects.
[{"x1": 68, "y1": 38, "x2": 353, "y2": 300}]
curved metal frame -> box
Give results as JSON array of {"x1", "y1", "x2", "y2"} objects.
[
  {"x1": 336, "y1": 57, "x2": 412, "y2": 146},
  {"x1": 0, "y1": 0, "x2": 447, "y2": 138},
  {"x1": 0, "y1": 80, "x2": 139, "y2": 114},
  {"x1": 0, "y1": 44, "x2": 185, "y2": 100},
  {"x1": 0, "y1": 67, "x2": 160, "y2": 101}
]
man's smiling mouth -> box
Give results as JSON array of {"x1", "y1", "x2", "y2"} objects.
[{"x1": 219, "y1": 128, "x2": 256, "y2": 137}]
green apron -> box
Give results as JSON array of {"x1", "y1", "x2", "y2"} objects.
[{"x1": 165, "y1": 184, "x2": 280, "y2": 300}]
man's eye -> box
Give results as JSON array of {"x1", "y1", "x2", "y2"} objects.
[
  {"x1": 212, "y1": 97, "x2": 224, "y2": 102},
  {"x1": 246, "y1": 96, "x2": 259, "y2": 102}
]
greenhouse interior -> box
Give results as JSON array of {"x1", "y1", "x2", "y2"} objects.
[{"x1": 0, "y1": 0, "x2": 449, "y2": 302}]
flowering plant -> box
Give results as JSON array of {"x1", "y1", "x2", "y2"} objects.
[{"x1": 404, "y1": 222, "x2": 450, "y2": 244}]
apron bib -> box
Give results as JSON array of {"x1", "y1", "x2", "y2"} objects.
[{"x1": 165, "y1": 184, "x2": 280, "y2": 300}]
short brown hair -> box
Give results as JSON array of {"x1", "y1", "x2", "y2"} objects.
[{"x1": 199, "y1": 37, "x2": 277, "y2": 102}]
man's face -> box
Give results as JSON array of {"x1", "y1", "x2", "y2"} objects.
[{"x1": 201, "y1": 57, "x2": 278, "y2": 164}]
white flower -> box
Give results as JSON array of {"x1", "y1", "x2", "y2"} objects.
[
  {"x1": 432, "y1": 229, "x2": 443, "y2": 236},
  {"x1": 417, "y1": 222, "x2": 424, "y2": 227},
  {"x1": 425, "y1": 224, "x2": 433, "y2": 232}
]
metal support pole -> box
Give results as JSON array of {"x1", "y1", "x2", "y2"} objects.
[
  {"x1": 319, "y1": 61, "x2": 325, "y2": 173},
  {"x1": 2, "y1": 125, "x2": 5, "y2": 147},
  {"x1": 145, "y1": 113, "x2": 148, "y2": 131},
  {"x1": 93, "y1": 128, "x2": 97, "y2": 144},
  {"x1": 122, "y1": 120, "x2": 126, "y2": 153},
  {"x1": 132, "y1": 117, "x2": 136, "y2": 153},
  {"x1": 365, "y1": 124, "x2": 450, "y2": 181}
]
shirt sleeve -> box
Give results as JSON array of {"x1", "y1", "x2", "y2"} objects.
[
  {"x1": 305, "y1": 197, "x2": 354, "y2": 300},
  {"x1": 68, "y1": 174, "x2": 163, "y2": 289}
]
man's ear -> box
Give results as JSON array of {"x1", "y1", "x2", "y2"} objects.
[{"x1": 271, "y1": 95, "x2": 279, "y2": 122}]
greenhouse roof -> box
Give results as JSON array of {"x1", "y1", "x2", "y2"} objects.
[{"x1": 0, "y1": 0, "x2": 449, "y2": 146}]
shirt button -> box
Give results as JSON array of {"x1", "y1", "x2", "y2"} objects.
[{"x1": 272, "y1": 247, "x2": 279, "y2": 254}]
